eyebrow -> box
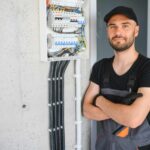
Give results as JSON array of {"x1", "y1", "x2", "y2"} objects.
[
  {"x1": 122, "y1": 22, "x2": 131, "y2": 25},
  {"x1": 107, "y1": 22, "x2": 131, "y2": 26}
]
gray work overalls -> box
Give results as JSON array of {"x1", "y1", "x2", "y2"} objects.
[{"x1": 95, "y1": 60, "x2": 150, "y2": 150}]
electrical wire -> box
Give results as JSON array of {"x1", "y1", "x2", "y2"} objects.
[{"x1": 48, "y1": 60, "x2": 70, "y2": 150}]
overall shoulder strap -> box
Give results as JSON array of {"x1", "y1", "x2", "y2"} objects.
[
  {"x1": 127, "y1": 55, "x2": 150, "y2": 92},
  {"x1": 103, "y1": 58, "x2": 113, "y2": 86},
  {"x1": 103, "y1": 61, "x2": 110, "y2": 85},
  {"x1": 127, "y1": 74, "x2": 136, "y2": 92}
]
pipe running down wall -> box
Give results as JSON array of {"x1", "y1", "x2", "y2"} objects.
[{"x1": 74, "y1": 59, "x2": 82, "y2": 150}]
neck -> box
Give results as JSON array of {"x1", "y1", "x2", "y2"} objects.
[
  {"x1": 112, "y1": 46, "x2": 139, "y2": 76},
  {"x1": 113, "y1": 46, "x2": 139, "y2": 66}
]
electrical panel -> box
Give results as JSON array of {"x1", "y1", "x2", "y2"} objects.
[{"x1": 39, "y1": 0, "x2": 89, "y2": 61}]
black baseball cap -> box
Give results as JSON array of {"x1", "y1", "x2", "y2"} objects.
[{"x1": 104, "y1": 6, "x2": 138, "y2": 25}]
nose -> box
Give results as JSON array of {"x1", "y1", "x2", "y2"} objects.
[{"x1": 115, "y1": 27, "x2": 122, "y2": 36}]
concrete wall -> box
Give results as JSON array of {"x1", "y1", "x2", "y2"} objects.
[{"x1": 0, "y1": 0, "x2": 91, "y2": 150}]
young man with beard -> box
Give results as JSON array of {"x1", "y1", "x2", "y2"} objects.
[{"x1": 83, "y1": 6, "x2": 150, "y2": 150}]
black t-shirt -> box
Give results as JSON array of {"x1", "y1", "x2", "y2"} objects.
[
  {"x1": 90, "y1": 54, "x2": 150, "y2": 93},
  {"x1": 90, "y1": 54, "x2": 150, "y2": 149}
]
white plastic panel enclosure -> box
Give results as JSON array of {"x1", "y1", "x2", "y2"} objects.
[{"x1": 39, "y1": 0, "x2": 89, "y2": 62}]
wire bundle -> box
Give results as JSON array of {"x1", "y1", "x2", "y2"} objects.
[{"x1": 48, "y1": 60, "x2": 70, "y2": 150}]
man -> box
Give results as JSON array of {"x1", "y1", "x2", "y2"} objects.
[{"x1": 83, "y1": 6, "x2": 150, "y2": 150}]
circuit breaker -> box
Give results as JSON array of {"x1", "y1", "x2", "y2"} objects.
[{"x1": 39, "y1": 0, "x2": 89, "y2": 61}]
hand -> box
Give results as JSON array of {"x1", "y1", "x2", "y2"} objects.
[{"x1": 93, "y1": 94, "x2": 102, "y2": 107}]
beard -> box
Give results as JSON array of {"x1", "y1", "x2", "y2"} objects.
[{"x1": 108, "y1": 35, "x2": 135, "y2": 52}]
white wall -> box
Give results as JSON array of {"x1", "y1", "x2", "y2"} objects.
[
  {"x1": 0, "y1": 0, "x2": 49, "y2": 149},
  {"x1": 0, "y1": 0, "x2": 91, "y2": 150}
]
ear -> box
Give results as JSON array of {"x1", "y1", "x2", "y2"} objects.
[{"x1": 135, "y1": 25, "x2": 139, "y2": 38}]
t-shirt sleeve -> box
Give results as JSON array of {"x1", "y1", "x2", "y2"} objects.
[
  {"x1": 89, "y1": 61, "x2": 102, "y2": 85},
  {"x1": 138, "y1": 60, "x2": 150, "y2": 87}
]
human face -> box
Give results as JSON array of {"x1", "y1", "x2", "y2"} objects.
[{"x1": 107, "y1": 14, "x2": 139, "y2": 52}]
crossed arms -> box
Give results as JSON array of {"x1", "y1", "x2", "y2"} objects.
[{"x1": 83, "y1": 81, "x2": 150, "y2": 128}]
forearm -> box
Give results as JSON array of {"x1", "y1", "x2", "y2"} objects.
[
  {"x1": 83, "y1": 103, "x2": 110, "y2": 121},
  {"x1": 96, "y1": 96, "x2": 134, "y2": 127}
]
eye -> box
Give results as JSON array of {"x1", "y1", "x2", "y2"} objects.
[
  {"x1": 108, "y1": 25, "x2": 117, "y2": 30},
  {"x1": 122, "y1": 24, "x2": 130, "y2": 29}
]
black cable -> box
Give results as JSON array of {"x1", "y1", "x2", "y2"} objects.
[
  {"x1": 48, "y1": 61, "x2": 55, "y2": 150},
  {"x1": 57, "y1": 61, "x2": 65, "y2": 150},
  {"x1": 61, "y1": 60, "x2": 70, "y2": 150},
  {"x1": 54, "y1": 61, "x2": 60, "y2": 150},
  {"x1": 48, "y1": 60, "x2": 70, "y2": 150}
]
